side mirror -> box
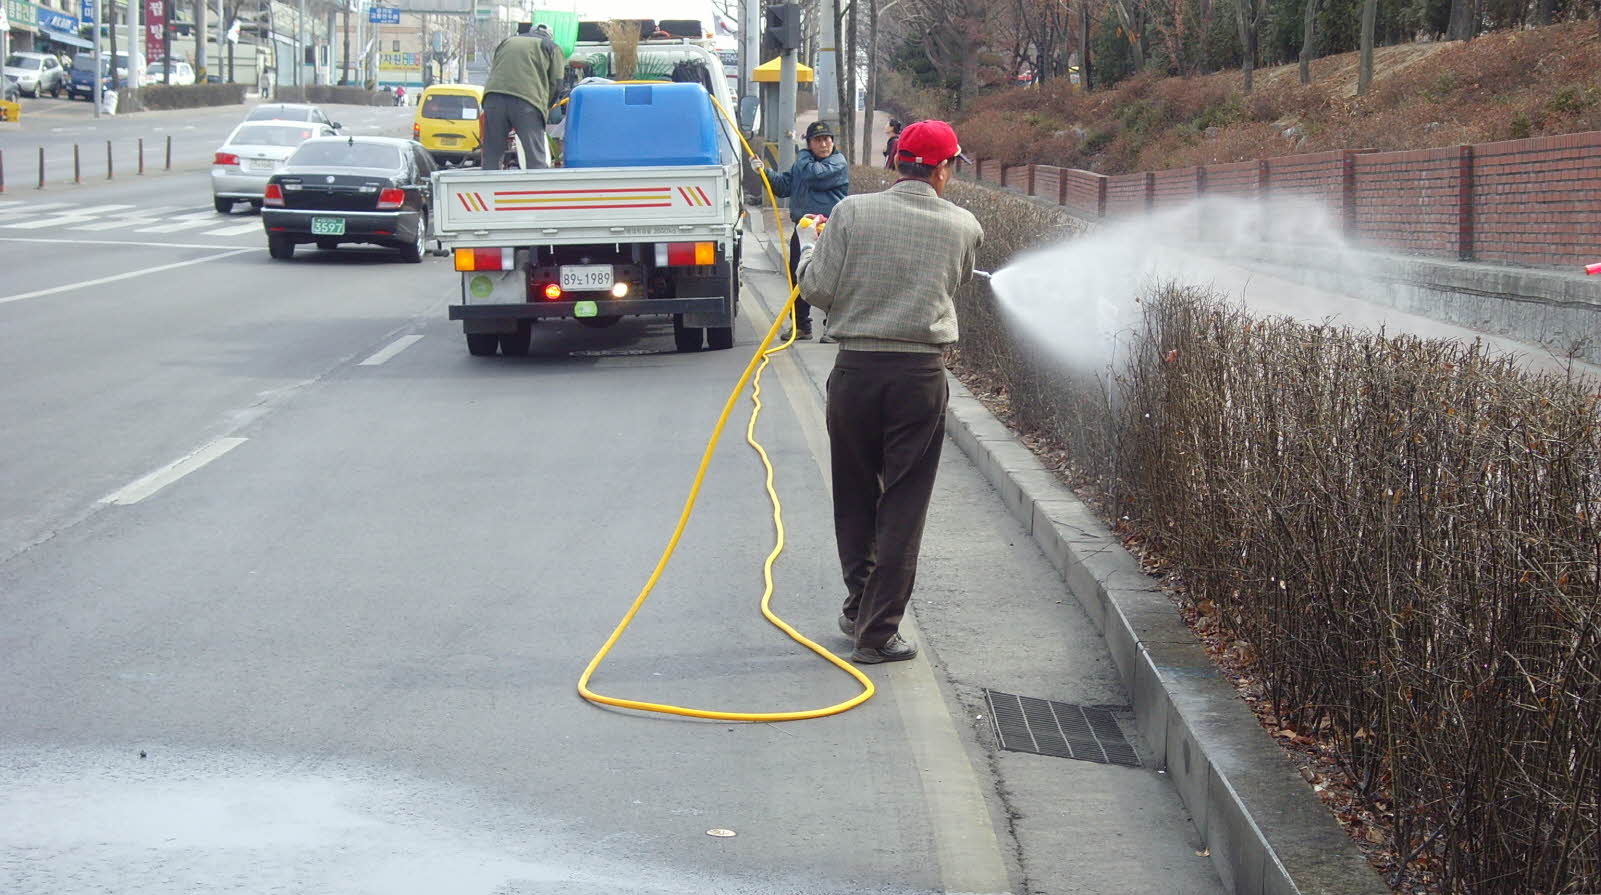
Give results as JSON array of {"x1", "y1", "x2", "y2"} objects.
[
  {"x1": 736, "y1": 95, "x2": 758, "y2": 132},
  {"x1": 332, "y1": 122, "x2": 343, "y2": 130}
]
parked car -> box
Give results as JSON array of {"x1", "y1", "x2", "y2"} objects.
[
  {"x1": 67, "y1": 51, "x2": 129, "y2": 98},
  {"x1": 261, "y1": 137, "x2": 436, "y2": 263},
  {"x1": 2, "y1": 75, "x2": 20, "y2": 105},
  {"x1": 211, "y1": 120, "x2": 336, "y2": 213},
  {"x1": 3, "y1": 52, "x2": 65, "y2": 98},
  {"x1": 141, "y1": 60, "x2": 196, "y2": 86},
  {"x1": 413, "y1": 83, "x2": 484, "y2": 166},
  {"x1": 244, "y1": 103, "x2": 341, "y2": 132}
]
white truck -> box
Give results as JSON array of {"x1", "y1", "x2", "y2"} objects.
[{"x1": 432, "y1": 42, "x2": 745, "y2": 356}]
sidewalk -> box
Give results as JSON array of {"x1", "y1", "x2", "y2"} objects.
[{"x1": 736, "y1": 220, "x2": 1227, "y2": 895}]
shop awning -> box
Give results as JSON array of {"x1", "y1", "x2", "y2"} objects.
[{"x1": 40, "y1": 27, "x2": 94, "y2": 49}]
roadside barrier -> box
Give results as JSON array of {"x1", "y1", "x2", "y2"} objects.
[{"x1": 21, "y1": 136, "x2": 177, "y2": 190}]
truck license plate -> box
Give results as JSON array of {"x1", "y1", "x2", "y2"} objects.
[
  {"x1": 311, "y1": 217, "x2": 345, "y2": 235},
  {"x1": 560, "y1": 265, "x2": 613, "y2": 291}
]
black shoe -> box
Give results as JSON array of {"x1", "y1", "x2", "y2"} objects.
[
  {"x1": 838, "y1": 613, "x2": 856, "y2": 637},
  {"x1": 780, "y1": 326, "x2": 813, "y2": 341},
  {"x1": 851, "y1": 634, "x2": 918, "y2": 664}
]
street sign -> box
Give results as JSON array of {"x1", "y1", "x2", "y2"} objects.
[
  {"x1": 80, "y1": 0, "x2": 93, "y2": 25},
  {"x1": 368, "y1": 5, "x2": 399, "y2": 23}
]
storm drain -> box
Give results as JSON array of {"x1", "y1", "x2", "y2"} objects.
[{"x1": 983, "y1": 690, "x2": 1141, "y2": 767}]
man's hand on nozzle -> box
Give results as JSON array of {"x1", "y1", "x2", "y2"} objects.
[
  {"x1": 795, "y1": 214, "x2": 827, "y2": 252},
  {"x1": 749, "y1": 157, "x2": 766, "y2": 174}
]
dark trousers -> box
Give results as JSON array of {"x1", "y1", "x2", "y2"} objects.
[
  {"x1": 483, "y1": 92, "x2": 549, "y2": 170},
  {"x1": 826, "y1": 351, "x2": 948, "y2": 648},
  {"x1": 788, "y1": 228, "x2": 812, "y2": 330}
]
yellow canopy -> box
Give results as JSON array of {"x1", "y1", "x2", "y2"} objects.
[{"x1": 753, "y1": 57, "x2": 815, "y2": 83}]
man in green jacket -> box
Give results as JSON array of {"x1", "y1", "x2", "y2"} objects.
[{"x1": 482, "y1": 22, "x2": 566, "y2": 169}]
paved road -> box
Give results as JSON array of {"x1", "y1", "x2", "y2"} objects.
[
  {"x1": 0, "y1": 151, "x2": 1225, "y2": 893},
  {"x1": 1, "y1": 97, "x2": 412, "y2": 188}
]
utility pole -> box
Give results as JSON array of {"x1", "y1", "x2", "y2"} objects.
[
  {"x1": 297, "y1": 0, "x2": 306, "y2": 85},
  {"x1": 742, "y1": 0, "x2": 758, "y2": 101},
  {"x1": 196, "y1": 0, "x2": 206, "y2": 81},
  {"x1": 778, "y1": 12, "x2": 796, "y2": 167},
  {"x1": 92, "y1": 0, "x2": 103, "y2": 117},
  {"x1": 814, "y1": 0, "x2": 837, "y2": 125}
]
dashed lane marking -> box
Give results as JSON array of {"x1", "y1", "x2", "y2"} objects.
[
  {"x1": 99, "y1": 437, "x2": 248, "y2": 505},
  {"x1": 0, "y1": 248, "x2": 254, "y2": 305}
]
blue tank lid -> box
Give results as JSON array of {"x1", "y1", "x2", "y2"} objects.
[{"x1": 563, "y1": 83, "x2": 721, "y2": 169}]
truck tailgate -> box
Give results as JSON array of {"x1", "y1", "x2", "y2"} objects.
[{"x1": 433, "y1": 165, "x2": 730, "y2": 244}]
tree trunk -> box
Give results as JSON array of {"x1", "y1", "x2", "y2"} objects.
[
  {"x1": 860, "y1": 0, "x2": 877, "y2": 165},
  {"x1": 196, "y1": 0, "x2": 207, "y2": 81},
  {"x1": 109, "y1": 1, "x2": 118, "y2": 89},
  {"x1": 1081, "y1": 0, "x2": 1092, "y2": 90},
  {"x1": 1234, "y1": 0, "x2": 1255, "y2": 93},
  {"x1": 845, "y1": 0, "x2": 858, "y2": 159},
  {"x1": 1357, "y1": 0, "x2": 1376, "y2": 94},
  {"x1": 1446, "y1": 0, "x2": 1471, "y2": 40},
  {"x1": 340, "y1": 0, "x2": 349, "y2": 84},
  {"x1": 1298, "y1": 0, "x2": 1317, "y2": 85}
]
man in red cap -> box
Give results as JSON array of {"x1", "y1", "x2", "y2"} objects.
[{"x1": 795, "y1": 119, "x2": 984, "y2": 664}]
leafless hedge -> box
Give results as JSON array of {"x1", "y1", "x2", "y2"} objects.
[{"x1": 866, "y1": 166, "x2": 1601, "y2": 894}]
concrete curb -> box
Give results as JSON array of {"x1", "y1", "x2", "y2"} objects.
[{"x1": 942, "y1": 378, "x2": 1389, "y2": 895}]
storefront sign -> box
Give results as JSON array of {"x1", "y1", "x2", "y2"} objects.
[
  {"x1": 144, "y1": 0, "x2": 166, "y2": 63},
  {"x1": 6, "y1": 0, "x2": 38, "y2": 31},
  {"x1": 39, "y1": 8, "x2": 77, "y2": 32}
]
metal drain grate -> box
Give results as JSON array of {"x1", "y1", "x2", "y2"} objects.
[{"x1": 984, "y1": 690, "x2": 1141, "y2": 767}]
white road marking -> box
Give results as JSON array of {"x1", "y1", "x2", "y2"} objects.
[
  {"x1": 99, "y1": 437, "x2": 248, "y2": 505},
  {"x1": 202, "y1": 222, "x2": 265, "y2": 237},
  {"x1": 0, "y1": 248, "x2": 254, "y2": 305},
  {"x1": 0, "y1": 236, "x2": 246, "y2": 250},
  {"x1": 3, "y1": 204, "x2": 139, "y2": 230},
  {"x1": 0, "y1": 202, "x2": 74, "y2": 214},
  {"x1": 358, "y1": 335, "x2": 424, "y2": 366},
  {"x1": 134, "y1": 212, "x2": 221, "y2": 233}
]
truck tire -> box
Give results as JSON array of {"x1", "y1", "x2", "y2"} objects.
[
  {"x1": 498, "y1": 322, "x2": 532, "y2": 356},
  {"x1": 672, "y1": 314, "x2": 703, "y2": 353},
  {"x1": 268, "y1": 234, "x2": 295, "y2": 260},
  {"x1": 215, "y1": 197, "x2": 234, "y2": 213},
  {"x1": 706, "y1": 326, "x2": 734, "y2": 350},
  {"x1": 465, "y1": 333, "x2": 499, "y2": 356}
]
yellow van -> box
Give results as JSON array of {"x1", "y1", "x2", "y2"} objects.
[{"x1": 413, "y1": 84, "x2": 485, "y2": 166}]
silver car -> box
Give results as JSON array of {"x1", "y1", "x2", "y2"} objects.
[
  {"x1": 3, "y1": 52, "x2": 65, "y2": 98},
  {"x1": 211, "y1": 120, "x2": 336, "y2": 213}
]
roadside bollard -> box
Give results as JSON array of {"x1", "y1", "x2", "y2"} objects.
[
  {"x1": 107, "y1": 141, "x2": 113, "y2": 179},
  {"x1": 37, "y1": 146, "x2": 44, "y2": 190},
  {"x1": 74, "y1": 144, "x2": 81, "y2": 184},
  {"x1": 165, "y1": 136, "x2": 172, "y2": 170},
  {"x1": 138, "y1": 138, "x2": 145, "y2": 175},
  {"x1": 1, "y1": 148, "x2": 6, "y2": 193}
]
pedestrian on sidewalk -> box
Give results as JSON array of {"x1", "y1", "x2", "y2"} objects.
[
  {"x1": 882, "y1": 118, "x2": 904, "y2": 170},
  {"x1": 794, "y1": 120, "x2": 983, "y2": 664},
  {"x1": 482, "y1": 21, "x2": 567, "y2": 170},
  {"x1": 753, "y1": 120, "x2": 849, "y2": 341}
]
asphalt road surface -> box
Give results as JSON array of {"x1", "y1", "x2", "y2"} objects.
[{"x1": 0, "y1": 100, "x2": 1225, "y2": 894}]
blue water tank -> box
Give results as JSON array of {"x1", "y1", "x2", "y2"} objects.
[{"x1": 563, "y1": 83, "x2": 721, "y2": 168}]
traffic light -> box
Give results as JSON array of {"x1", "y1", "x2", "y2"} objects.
[{"x1": 762, "y1": 2, "x2": 801, "y2": 58}]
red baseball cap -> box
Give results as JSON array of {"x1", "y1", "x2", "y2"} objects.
[{"x1": 894, "y1": 120, "x2": 972, "y2": 166}]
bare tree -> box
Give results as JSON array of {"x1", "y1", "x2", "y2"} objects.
[
  {"x1": 902, "y1": 0, "x2": 988, "y2": 109},
  {"x1": 1233, "y1": 0, "x2": 1267, "y2": 91},
  {"x1": 1298, "y1": 0, "x2": 1319, "y2": 84},
  {"x1": 1106, "y1": 0, "x2": 1145, "y2": 70},
  {"x1": 1357, "y1": 0, "x2": 1376, "y2": 94},
  {"x1": 846, "y1": 0, "x2": 859, "y2": 157}
]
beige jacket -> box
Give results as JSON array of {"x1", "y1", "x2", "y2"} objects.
[{"x1": 797, "y1": 179, "x2": 983, "y2": 353}]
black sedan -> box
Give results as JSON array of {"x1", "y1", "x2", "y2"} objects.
[{"x1": 261, "y1": 137, "x2": 436, "y2": 262}]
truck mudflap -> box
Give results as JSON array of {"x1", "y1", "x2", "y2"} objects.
[{"x1": 449, "y1": 296, "x2": 731, "y2": 332}]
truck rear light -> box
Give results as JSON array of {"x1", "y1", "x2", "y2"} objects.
[
  {"x1": 412, "y1": 123, "x2": 421, "y2": 140},
  {"x1": 263, "y1": 183, "x2": 285, "y2": 207},
  {"x1": 655, "y1": 242, "x2": 716, "y2": 267},
  {"x1": 542, "y1": 283, "x2": 563, "y2": 300},
  {"x1": 377, "y1": 188, "x2": 406, "y2": 210},
  {"x1": 454, "y1": 247, "x2": 513, "y2": 271},
  {"x1": 214, "y1": 152, "x2": 240, "y2": 166}
]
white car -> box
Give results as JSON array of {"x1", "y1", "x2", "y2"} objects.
[
  {"x1": 141, "y1": 60, "x2": 196, "y2": 86},
  {"x1": 211, "y1": 119, "x2": 336, "y2": 213},
  {"x1": 3, "y1": 52, "x2": 65, "y2": 98}
]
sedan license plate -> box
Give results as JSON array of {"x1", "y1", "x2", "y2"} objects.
[
  {"x1": 560, "y1": 265, "x2": 614, "y2": 292},
  {"x1": 247, "y1": 159, "x2": 277, "y2": 172},
  {"x1": 311, "y1": 217, "x2": 346, "y2": 236}
]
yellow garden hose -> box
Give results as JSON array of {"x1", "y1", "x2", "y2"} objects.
[{"x1": 575, "y1": 95, "x2": 876, "y2": 721}]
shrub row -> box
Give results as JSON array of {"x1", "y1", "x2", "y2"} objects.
[
  {"x1": 126, "y1": 83, "x2": 247, "y2": 111},
  {"x1": 852, "y1": 166, "x2": 1601, "y2": 895}
]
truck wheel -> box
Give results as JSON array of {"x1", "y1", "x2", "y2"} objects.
[
  {"x1": 499, "y1": 322, "x2": 532, "y2": 356},
  {"x1": 465, "y1": 333, "x2": 499, "y2": 356},
  {"x1": 672, "y1": 315, "x2": 703, "y2": 353},
  {"x1": 268, "y1": 235, "x2": 295, "y2": 260},
  {"x1": 214, "y1": 197, "x2": 234, "y2": 213},
  {"x1": 706, "y1": 326, "x2": 734, "y2": 350}
]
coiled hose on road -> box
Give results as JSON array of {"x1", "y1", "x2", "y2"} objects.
[{"x1": 576, "y1": 94, "x2": 876, "y2": 722}]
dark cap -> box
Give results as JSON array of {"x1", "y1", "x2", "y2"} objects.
[{"x1": 805, "y1": 121, "x2": 835, "y2": 140}]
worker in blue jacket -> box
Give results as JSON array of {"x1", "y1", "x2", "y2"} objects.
[{"x1": 754, "y1": 120, "x2": 849, "y2": 340}]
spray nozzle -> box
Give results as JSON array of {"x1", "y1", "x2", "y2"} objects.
[{"x1": 972, "y1": 269, "x2": 993, "y2": 281}]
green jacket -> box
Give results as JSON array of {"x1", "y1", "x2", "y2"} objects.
[{"x1": 484, "y1": 34, "x2": 566, "y2": 112}]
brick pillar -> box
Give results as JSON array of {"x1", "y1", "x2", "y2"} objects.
[
  {"x1": 1144, "y1": 171, "x2": 1155, "y2": 214},
  {"x1": 1058, "y1": 171, "x2": 1070, "y2": 207},
  {"x1": 1341, "y1": 150, "x2": 1359, "y2": 237},
  {"x1": 1457, "y1": 145, "x2": 1475, "y2": 261},
  {"x1": 1258, "y1": 160, "x2": 1272, "y2": 241},
  {"x1": 1096, "y1": 175, "x2": 1108, "y2": 218},
  {"x1": 1027, "y1": 164, "x2": 1037, "y2": 197}
]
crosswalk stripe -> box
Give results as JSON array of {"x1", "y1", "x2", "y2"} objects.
[
  {"x1": 0, "y1": 201, "x2": 75, "y2": 214},
  {"x1": 134, "y1": 213, "x2": 222, "y2": 233},
  {"x1": 67, "y1": 206, "x2": 194, "y2": 231},
  {"x1": 203, "y1": 222, "x2": 263, "y2": 236}
]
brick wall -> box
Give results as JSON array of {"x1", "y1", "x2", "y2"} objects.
[
  {"x1": 1471, "y1": 132, "x2": 1601, "y2": 267},
  {"x1": 961, "y1": 128, "x2": 1601, "y2": 269}
]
